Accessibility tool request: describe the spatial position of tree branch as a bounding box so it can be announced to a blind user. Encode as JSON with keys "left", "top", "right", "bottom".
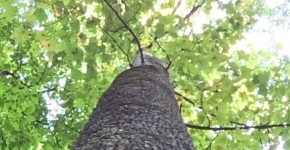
{"left": 184, "top": 0, "right": 205, "bottom": 20}
{"left": 36, "top": 62, "right": 49, "bottom": 85}
{"left": 103, "top": 0, "right": 145, "bottom": 65}
{"left": 42, "top": 0, "right": 84, "bottom": 26}
{"left": 152, "top": 36, "right": 172, "bottom": 71}
{"left": 205, "top": 132, "right": 220, "bottom": 150}
{"left": 199, "top": 89, "right": 211, "bottom": 126}
{"left": 38, "top": 87, "right": 57, "bottom": 93}
{"left": 186, "top": 123, "right": 290, "bottom": 131}
{"left": 1, "top": 63, "right": 31, "bottom": 88}
{"left": 174, "top": 91, "right": 195, "bottom": 106}
{"left": 104, "top": 4, "right": 142, "bottom": 33}
{"left": 172, "top": 0, "right": 182, "bottom": 14}
{"left": 101, "top": 28, "right": 131, "bottom": 66}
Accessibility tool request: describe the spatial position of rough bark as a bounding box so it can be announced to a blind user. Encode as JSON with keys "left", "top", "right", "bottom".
{"left": 72, "top": 56, "right": 195, "bottom": 150}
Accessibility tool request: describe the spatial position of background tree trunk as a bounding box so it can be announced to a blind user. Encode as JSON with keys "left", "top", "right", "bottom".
{"left": 72, "top": 58, "right": 195, "bottom": 150}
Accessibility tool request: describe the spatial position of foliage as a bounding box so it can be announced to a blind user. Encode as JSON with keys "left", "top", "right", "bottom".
{"left": 0, "top": 0, "right": 289, "bottom": 149}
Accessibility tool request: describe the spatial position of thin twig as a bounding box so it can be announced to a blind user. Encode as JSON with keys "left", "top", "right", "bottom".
{"left": 179, "top": 102, "right": 183, "bottom": 115}
{"left": 38, "top": 87, "right": 57, "bottom": 93}
{"left": 1, "top": 63, "right": 31, "bottom": 88}
{"left": 175, "top": 91, "right": 195, "bottom": 106}
{"left": 36, "top": 62, "right": 48, "bottom": 85}
{"left": 152, "top": 36, "right": 172, "bottom": 70}
{"left": 230, "top": 121, "right": 248, "bottom": 127}
{"left": 205, "top": 132, "right": 220, "bottom": 150}
{"left": 102, "top": 28, "right": 131, "bottom": 66}
{"left": 200, "top": 89, "right": 211, "bottom": 126}
{"left": 42, "top": 0, "right": 84, "bottom": 26}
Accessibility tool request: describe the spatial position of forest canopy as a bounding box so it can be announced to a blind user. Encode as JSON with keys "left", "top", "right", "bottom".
{"left": 1, "top": 0, "right": 290, "bottom": 149}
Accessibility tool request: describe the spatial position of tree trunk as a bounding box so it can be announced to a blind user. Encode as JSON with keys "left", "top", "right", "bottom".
{"left": 72, "top": 56, "right": 195, "bottom": 150}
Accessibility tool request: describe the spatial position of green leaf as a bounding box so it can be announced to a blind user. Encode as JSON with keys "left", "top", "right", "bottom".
{"left": 197, "top": 113, "right": 205, "bottom": 124}
{"left": 25, "top": 103, "right": 36, "bottom": 115}
{"left": 2, "top": 4, "right": 18, "bottom": 21}
{"left": 63, "top": 0, "right": 70, "bottom": 5}
{"left": 35, "top": 8, "right": 48, "bottom": 22}
{"left": 36, "top": 1, "right": 51, "bottom": 9}
{"left": 74, "top": 98, "right": 85, "bottom": 108}
{"left": 72, "top": 69, "right": 83, "bottom": 80}
{"left": 30, "top": 42, "right": 41, "bottom": 57}
{"left": 155, "top": 23, "right": 165, "bottom": 37}
{"left": 46, "top": 51, "right": 54, "bottom": 61}
{"left": 23, "top": 8, "right": 38, "bottom": 24}
{"left": 26, "top": 115, "right": 36, "bottom": 122}
{"left": 35, "top": 31, "right": 47, "bottom": 41}
{"left": 10, "top": 26, "right": 29, "bottom": 44}
{"left": 11, "top": 122, "right": 20, "bottom": 131}
{"left": 42, "top": 143, "right": 54, "bottom": 150}
{"left": 30, "top": 97, "right": 39, "bottom": 105}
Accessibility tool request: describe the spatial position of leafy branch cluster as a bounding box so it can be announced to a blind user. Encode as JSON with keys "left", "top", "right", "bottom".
{"left": 101, "top": 0, "right": 290, "bottom": 134}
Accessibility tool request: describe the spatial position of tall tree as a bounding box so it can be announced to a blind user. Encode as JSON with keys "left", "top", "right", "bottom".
{"left": 2, "top": 0, "right": 290, "bottom": 149}
{"left": 72, "top": 52, "right": 195, "bottom": 149}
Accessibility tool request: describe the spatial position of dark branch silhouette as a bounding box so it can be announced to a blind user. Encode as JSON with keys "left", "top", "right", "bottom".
{"left": 36, "top": 62, "right": 48, "bottom": 85}
{"left": 101, "top": 27, "right": 132, "bottom": 66}
{"left": 172, "top": 0, "right": 182, "bottom": 14}
{"left": 104, "top": 4, "right": 142, "bottom": 33}
{"left": 186, "top": 122, "right": 290, "bottom": 131}
{"left": 152, "top": 36, "right": 172, "bottom": 70}
{"left": 1, "top": 63, "right": 31, "bottom": 88}
{"left": 38, "top": 87, "right": 57, "bottom": 93}
{"left": 205, "top": 132, "right": 220, "bottom": 149}
{"left": 184, "top": 0, "right": 205, "bottom": 20}
{"left": 103, "top": 0, "right": 145, "bottom": 65}
{"left": 175, "top": 91, "right": 195, "bottom": 106}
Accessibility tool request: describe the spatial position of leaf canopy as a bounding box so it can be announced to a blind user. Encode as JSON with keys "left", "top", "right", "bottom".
{"left": 0, "top": 0, "right": 289, "bottom": 149}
